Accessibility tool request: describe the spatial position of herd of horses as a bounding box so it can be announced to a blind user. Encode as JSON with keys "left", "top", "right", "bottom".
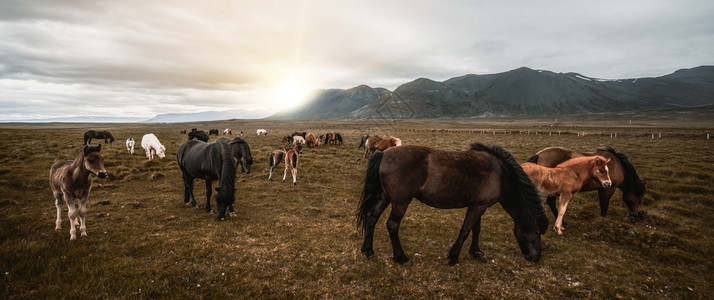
{"left": 51, "top": 128, "right": 646, "bottom": 266}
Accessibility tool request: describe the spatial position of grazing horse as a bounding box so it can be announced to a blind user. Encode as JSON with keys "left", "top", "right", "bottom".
{"left": 177, "top": 138, "right": 238, "bottom": 220}
{"left": 268, "top": 145, "right": 303, "bottom": 182}
{"left": 522, "top": 156, "right": 612, "bottom": 235}
{"left": 283, "top": 145, "right": 302, "bottom": 185}
{"left": 227, "top": 137, "right": 253, "bottom": 174}
{"left": 357, "top": 143, "right": 548, "bottom": 265}
{"left": 291, "top": 131, "right": 306, "bottom": 139}
{"left": 364, "top": 136, "right": 401, "bottom": 158}
{"left": 188, "top": 130, "right": 209, "bottom": 142}
{"left": 526, "top": 146, "right": 646, "bottom": 220}
{"left": 335, "top": 133, "right": 343, "bottom": 146}
{"left": 84, "top": 130, "right": 114, "bottom": 146}
{"left": 322, "top": 132, "right": 343, "bottom": 145}
{"left": 282, "top": 135, "right": 293, "bottom": 144}
{"left": 141, "top": 133, "right": 166, "bottom": 159}
{"left": 292, "top": 136, "right": 305, "bottom": 145}
{"left": 209, "top": 129, "right": 220, "bottom": 136}
{"left": 223, "top": 128, "right": 232, "bottom": 135}
{"left": 358, "top": 135, "right": 373, "bottom": 149}
{"left": 257, "top": 129, "right": 268, "bottom": 135}
{"left": 305, "top": 133, "right": 320, "bottom": 147}
{"left": 126, "top": 138, "right": 135, "bottom": 154}
{"left": 50, "top": 144, "right": 107, "bottom": 240}
{"left": 180, "top": 130, "right": 187, "bottom": 134}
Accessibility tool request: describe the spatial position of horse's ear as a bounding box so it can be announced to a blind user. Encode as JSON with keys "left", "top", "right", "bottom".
{"left": 97, "top": 144, "right": 102, "bottom": 152}
{"left": 595, "top": 157, "right": 601, "bottom": 164}
{"left": 83, "top": 146, "right": 90, "bottom": 155}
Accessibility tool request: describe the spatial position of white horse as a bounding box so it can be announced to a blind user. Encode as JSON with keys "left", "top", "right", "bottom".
{"left": 256, "top": 129, "right": 268, "bottom": 135}
{"left": 126, "top": 138, "right": 135, "bottom": 154}
{"left": 223, "top": 128, "right": 232, "bottom": 135}
{"left": 292, "top": 136, "right": 305, "bottom": 145}
{"left": 141, "top": 133, "right": 166, "bottom": 160}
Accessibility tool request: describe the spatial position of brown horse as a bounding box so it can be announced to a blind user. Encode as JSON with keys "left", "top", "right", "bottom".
{"left": 305, "top": 133, "right": 320, "bottom": 148}
{"left": 50, "top": 144, "right": 107, "bottom": 240}
{"left": 83, "top": 130, "right": 114, "bottom": 146}
{"left": 522, "top": 156, "right": 612, "bottom": 235}
{"left": 526, "top": 146, "right": 646, "bottom": 221}
{"left": 363, "top": 136, "right": 401, "bottom": 158}
{"left": 268, "top": 145, "right": 303, "bottom": 182}
{"left": 357, "top": 143, "right": 548, "bottom": 266}
{"left": 283, "top": 145, "right": 302, "bottom": 185}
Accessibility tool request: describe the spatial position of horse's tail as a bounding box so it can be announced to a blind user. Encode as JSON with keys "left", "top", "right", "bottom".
{"left": 470, "top": 142, "right": 548, "bottom": 233}
{"left": 525, "top": 153, "right": 539, "bottom": 163}
{"left": 217, "top": 139, "right": 237, "bottom": 206}
{"left": 597, "top": 145, "right": 645, "bottom": 196}
{"left": 291, "top": 152, "right": 298, "bottom": 168}
{"left": 269, "top": 153, "right": 275, "bottom": 167}
{"left": 357, "top": 151, "right": 385, "bottom": 233}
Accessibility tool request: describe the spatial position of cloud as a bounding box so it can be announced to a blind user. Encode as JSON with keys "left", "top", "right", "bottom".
{"left": 0, "top": 0, "right": 713, "bottom": 120}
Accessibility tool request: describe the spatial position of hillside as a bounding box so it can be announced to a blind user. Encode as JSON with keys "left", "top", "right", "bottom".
{"left": 277, "top": 66, "right": 714, "bottom": 119}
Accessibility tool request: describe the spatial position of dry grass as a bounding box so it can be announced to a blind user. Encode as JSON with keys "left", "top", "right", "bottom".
{"left": 0, "top": 119, "right": 712, "bottom": 298}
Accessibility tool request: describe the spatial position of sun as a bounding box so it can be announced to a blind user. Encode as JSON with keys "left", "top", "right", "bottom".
{"left": 271, "top": 80, "right": 311, "bottom": 109}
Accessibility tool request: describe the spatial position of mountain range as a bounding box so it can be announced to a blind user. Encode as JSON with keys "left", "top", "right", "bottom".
{"left": 273, "top": 66, "right": 714, "bottom": 119}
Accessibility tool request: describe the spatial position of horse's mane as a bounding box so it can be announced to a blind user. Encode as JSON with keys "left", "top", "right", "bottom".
{"left": 597, "top": 145, "right": 645, "bottom": 196}
{"left": 555, "top": 155, "right": 600, "bottom": 168}
{"left": 470, "top": 142, "right": 548, "bottom": 232}
{"left": 216, "top": 139, "right": 236, "bottom": 206}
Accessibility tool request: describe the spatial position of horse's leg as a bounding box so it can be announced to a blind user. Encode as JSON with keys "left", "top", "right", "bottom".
{"left": 598, "top": 187, "right": 616, "bottom": 217}
{"left": 78, "top": 196, "right": 88, "bottom": 237}
{"left": 64, "top": 194, "right": 78, "bottom": 240}
{"left": 269, "top": 163, "right": 276, "bottom": 181}
{"left": 469, "top": 213, "right": 487, "bottom": 261}
{"left": 386, "top": 197, "right": 413, "bottom": 265}
{"left": 546, "top": 195, "right": 567, "bottom": 227}
{"left": 54, "top": 192, "right": 64, "bottom": 230}
{"left": 282, "top": 162, "right": 288, "bottom": 183}
{"left": 187, "top": 178, "right": 198, "bottom": 207}
{"left": 554, "top": 193, "right": 573, "bottom": 235}
{"left": 291, "top": 166, "right": 297, "bottom": 185}
{"left": 448, "top": 206, "right": 486, "bottom": 265}
{"left": 361, "top": 197, "right": 390, "bottom": 258}
{"left": 205, "top": 179, "right": 213, "bottom": 213}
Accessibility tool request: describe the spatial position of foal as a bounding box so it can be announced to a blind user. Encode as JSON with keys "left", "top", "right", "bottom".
{"left": 50, "top": 144, "right": 107, "bottom": 240}
{"left": 522, "top": 156, "right": 612, "bottom": 235}
{"left": 126, "top": 138, "right": 135, "bottom": 154}
{"left": 283, "top": 145, "right": 303, "bottom": 185}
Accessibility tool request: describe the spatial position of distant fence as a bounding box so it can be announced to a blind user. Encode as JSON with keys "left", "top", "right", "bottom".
{"left": 391, "top": 128, "right": 711, "bottom": 139}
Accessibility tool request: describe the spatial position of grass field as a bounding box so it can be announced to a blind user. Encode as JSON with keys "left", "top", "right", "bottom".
{"left": 0, "top": 118, "right": 712, "bottom": 298}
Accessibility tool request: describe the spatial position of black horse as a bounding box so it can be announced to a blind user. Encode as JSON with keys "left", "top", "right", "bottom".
{"left": 177, "top": 137, "right": 237, "bottom": 220}
{"left": 188, "top": 130, "right": 209, "bottom": 142}
{"left": 209, "top": 129, "right": 219, "bottom": 136}
{"left": 357, "top": 142, "right": 548, "bottom": 266}
{"left": 526, "top": 146, "right": 646, "bottom": 222}
{"left": 227, "top": 137, "right": 253, "bottom": 174}
{"left": 84, "top": 130, "right": 115, "bottom": 146}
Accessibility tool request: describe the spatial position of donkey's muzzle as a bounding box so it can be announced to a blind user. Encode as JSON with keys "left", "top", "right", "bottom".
{"left": 98, "top": 172, "right": 107, "bottom": 179}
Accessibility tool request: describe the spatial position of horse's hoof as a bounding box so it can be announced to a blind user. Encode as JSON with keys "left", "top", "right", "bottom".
{"left": 471, "top": 251, "right": 487, "bottom": 262}
{"left": 362, "top": 249, "right": 375, "bottom": 258}
{"left": 394, "top": 256, "right": 412, "bottom": 266}
{"left": 293, "top": 182, "right": 296, "bottom": 186}
{"left": 219, "top": 217, "right": 225, "bottom": 221}
{"left": 229, "top": 212, "right": 237, "bottom": 217}
{"left": 70, "top": 235, "right": 77, "bottom": 241}
{"left": 448, "top": 259, "right": 460, "bottom": 266}
{"left": 402, "top": 260, "right": 413, "bottom": 267}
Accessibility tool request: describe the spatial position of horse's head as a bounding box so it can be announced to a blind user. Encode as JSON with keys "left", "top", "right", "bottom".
{"left": 593, "top": 156, "right": 612, "bottom": 189}
{"left": 513, "top": 213, "right": 547, "bottom": 262}
{"left": 230, "top": 138, "right": 253, "bottom": 174}
{"left": 295, "top": 144, "right": 303, "bottom": 154}
{"left": 156, "top": 146, "right": 166, "bottom": 159}
{"left": 83, "top": 144, "right": 107, "bottom": 179}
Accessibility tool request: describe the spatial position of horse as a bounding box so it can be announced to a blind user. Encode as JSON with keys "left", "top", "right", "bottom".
{"left": 84, "top": 130, "right": 114, "bottom": 146}
{"left": 180, "top": 130, "right": 187, "bottom": 134}
{"left": 526, "top": 146, "right": 646, "bottom": 221}
{"left": 281, "top": 135, "right": 293, "bottom": 144}
{"left": 223, "top": 128, "right": 232, "bottom": 135}
{"left": 188, "top": 130, "right": 209, "bottom": 142}
{"left": 364, "top": 136, "right": 401, "bottom": 158}
{"left": 126, "top": 138, "right": 135, "bottom": 154}
{"left": 322, "top": 132, "right": 343, "bottom": 145}
{"left": 291, "top": 131, "right": 306, "bottom": 138}
{"left": 50, "top": 144, "right": 107, "bottom": 240}
{"left": 322, "top": 133, "right": 335, "bottom": 145}
{"left": 335, "top": 133, "right": 343, "bottom": 146}
{"left": 227, "top": 137, "right": 253, "bottom": 174}
{"left": 257, "top": 129, "right": 268, "bottom": 135}
{"left": 522, "top": 156, "right": 612, "bottom": 235}
{"left": 292, "top": 136, "right": 305, "bottom": 145}
{"left": 177, "top": 137, "right": 238, "bottom": 220}
{"left": 358, "top": 135, "right": 373, "bottom": 149}
{"left": 141, "top": 133, "right": 166, "bottom": 160}
{"left": 209, "top": 129, "right": 220, "bottom": 136}
{"left": 268, "top": 144, "right": 303, "bottom": 182}
{"left": 283, "top": 145, "right": 302, "bottom": 185}
{"left": 305, "top": 133, "right": 320, "bottom": 147}
{"left": 357, "top": 142, "right": 548, "bottom": 266}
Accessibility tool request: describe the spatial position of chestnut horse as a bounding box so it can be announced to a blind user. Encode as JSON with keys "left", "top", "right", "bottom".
{"left": 268, "top": 145, "right": 303, "bottom": 182}
{"left": 526, "top": 146, "right": 646, "bottom": 221}
{"left": 357, "top": 142, "right": 548, "bottom": 266}
{"left": 50, "top": 144, "right": 107, "bottom": 240}
{"left": 363, "top": 136, "right": 401, "bottom": 158}
{"left": 283, "top": 145, "right": 302, "bottom": 185}
{"left": 522, "top": 156, "right": 612, "bottom": 235}
{"left": 305, "top": 133, "right": 320, "bottom": 147}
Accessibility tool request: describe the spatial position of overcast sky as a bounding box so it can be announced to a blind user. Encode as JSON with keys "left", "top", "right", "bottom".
{"left": 1, "top": 0, "right": 712, "bottom": 120}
